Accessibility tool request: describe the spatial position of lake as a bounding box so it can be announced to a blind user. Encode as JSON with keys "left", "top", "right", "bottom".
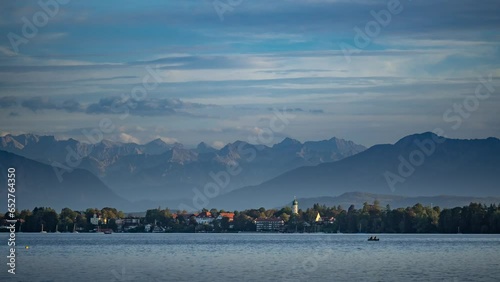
{"left": 0, "top": 233, "right": 499, "bottom": 281}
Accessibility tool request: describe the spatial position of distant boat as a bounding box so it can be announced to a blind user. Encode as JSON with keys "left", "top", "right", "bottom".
{"left": 368, "top": 237, "right": 379, "bottom": 241}
{"left": 104, "top": 230, "right": 112, "bottom": 234}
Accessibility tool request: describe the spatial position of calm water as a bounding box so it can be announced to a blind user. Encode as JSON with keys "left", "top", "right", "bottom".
{"left": 0, "top": 233, "right": 499, "bottom": 282}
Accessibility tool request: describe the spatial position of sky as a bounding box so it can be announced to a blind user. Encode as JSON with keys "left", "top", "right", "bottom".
{"left": 0, "top": 0, "right": 499, "bottom": 148}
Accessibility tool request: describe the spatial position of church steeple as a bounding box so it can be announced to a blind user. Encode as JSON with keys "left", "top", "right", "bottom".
{"left": 292, "top": 196, "right": 298, "bottom": 214}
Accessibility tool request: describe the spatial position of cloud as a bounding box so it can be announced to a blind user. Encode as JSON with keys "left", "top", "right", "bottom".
{"left": 20, "top": 97, "right": 84, "bottom": 113}
{"left": 86, "top": 96, "right": 208, "bottom": 116}
{"left": 1, "top": 95, "right": 211, "bottom": 117}
{"left": 211, "top": 141, "right": 225, "bottom": 149}
{"left": 0, "top": 46, "right": 16, "bottom": 57}
{"left": 267, "top": 107, "right": 324, "bottom": 114}
{"left": 0, "top": 96, "right": 18, "bottom": 108}
{"left": 20, "top": 98, "right": 57, "bottom": 112}
{"left": 309, "top": 109, "right": 324, "bottom": 114}
{"left": 118, "top": 133, "right": 140, "bottom": 144}
{"left": 0, "top": 0, "right": 499, "bottom": 147}
{"left": 155, "top": 136, "right": 179, "bottom": 144}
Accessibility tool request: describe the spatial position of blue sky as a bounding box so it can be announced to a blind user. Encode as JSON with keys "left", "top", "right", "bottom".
{"left": 0, "top": 0, "right": 499, "bottom": 148}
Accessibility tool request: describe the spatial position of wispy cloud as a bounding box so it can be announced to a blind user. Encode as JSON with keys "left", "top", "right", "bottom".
{"left": 20, "top": 97, "right": 84, "bottom": 113}
{"left": 86, "top": 96, "right": 210, "bottom": 116}
{"left": 0, "top": 0, "right": 498, "bottom": 146}
{"left": 0, "top": 96, "right": 18, "bottom": 108}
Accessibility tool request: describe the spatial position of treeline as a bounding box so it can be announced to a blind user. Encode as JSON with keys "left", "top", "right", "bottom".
{"left": 215, "top": 201, "right": 500, "bottom": 233}
{"left": 2, "top": 201, "right": 500, "bottom": 233}
{"left": 1, "top": 207, "right": 124, "bottom": 233}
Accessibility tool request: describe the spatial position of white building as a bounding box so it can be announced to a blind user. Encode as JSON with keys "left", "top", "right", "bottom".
{"left": 255, "top": 218, "right": 285, "bottom": 232}
{"left": 195, "top": 212, "right": 215, "bottom": 224}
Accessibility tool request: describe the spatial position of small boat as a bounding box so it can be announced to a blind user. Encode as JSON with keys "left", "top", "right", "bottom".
{"left": 104, "top": 230, "right": 113, "bottom": 234}
{"left": 368, "top": 237, "right": 379, "bottom": 241}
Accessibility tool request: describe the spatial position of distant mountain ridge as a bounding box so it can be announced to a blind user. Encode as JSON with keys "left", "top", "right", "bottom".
{"left": 0, "top": 133, "right": 366, "bottom": 202}
{"left": 289, "top": 192, "right": 500, "bottom": 210}
{"left": 4, "top": 132, "right": 498, "bottom": 212}
{"left": 210, "top": 132, "right": 500, "bottom": 210}
{"left": 0, "top": 150, "right": 130, "bottom": 211}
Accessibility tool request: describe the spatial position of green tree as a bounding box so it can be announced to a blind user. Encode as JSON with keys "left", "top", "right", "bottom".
{"left": 59, "top": 207, "right": 77, "bottom": 232}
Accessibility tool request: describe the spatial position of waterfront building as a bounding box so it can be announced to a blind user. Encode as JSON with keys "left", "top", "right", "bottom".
{"left": 216, "top": 212, "right": 235, "bottom": 221}
{"left": 195, "top": 211, "right": 215, "bottom": 224}
{"left": 255, "top": 218, "right": 285, "bottom": 232}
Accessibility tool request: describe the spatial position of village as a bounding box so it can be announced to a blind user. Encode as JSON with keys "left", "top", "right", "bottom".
{"left": 1, "top": 198, "right": 338, "bottom": 234}
{"left": 93, "top": 198, "right": 336, "bottom": 233}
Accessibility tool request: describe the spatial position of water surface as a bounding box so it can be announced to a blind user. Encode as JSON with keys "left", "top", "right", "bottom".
{"left": 0, "top": 233, "right": 498, "bottom": 281}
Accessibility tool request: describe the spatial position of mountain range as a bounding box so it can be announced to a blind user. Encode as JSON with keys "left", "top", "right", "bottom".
{"left": 1, "top": 132, "right": 499, "bottom": 211}
{"left": 289, "top": 192, "right": 500, "bottom": 210}
{"left": 210, "top": 132, "right": 500, "bottom": 210}
{"left": 0, "top": 133, "right": 366, "bottom": 207}
{"left": 0, "top": 150, "right": 130, "bottom": 211}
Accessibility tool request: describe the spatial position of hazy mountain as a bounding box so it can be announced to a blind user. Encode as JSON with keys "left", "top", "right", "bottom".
{"left": 0, "top": 134, "right": 177, "bottom": 165}
{"left": 287, "top": 192, "right": 500, "bottom": 210}
{"left": 0, "top": 150, "right": 130, "bottom": 211}
{"left": 211, "top": 133, "right": 500, "bottom": 210}
{"left": 0, "top": 134, "right": 366, "bottom": 202}
{"left": 2, "top": 132, "right": 499, "bottom": 212}
{"left": 143, "top": 138, "right": 181, "bottom": 155}
{"left": 195, "top": 142, "right": 217, "bottom": 154}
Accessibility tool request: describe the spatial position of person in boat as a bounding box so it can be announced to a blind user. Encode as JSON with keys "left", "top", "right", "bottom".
{"left": 369, "top": 236, "right": 374, "bottom": 240}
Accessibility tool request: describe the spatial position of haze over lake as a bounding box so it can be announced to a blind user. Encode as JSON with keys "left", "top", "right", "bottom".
{"left": 1, "top": 233, "right": 499, "bottom": 282}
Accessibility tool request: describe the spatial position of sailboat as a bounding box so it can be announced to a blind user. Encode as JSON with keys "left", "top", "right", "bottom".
{"left": 40, "top": 224, "right": 47, "bottom": 233}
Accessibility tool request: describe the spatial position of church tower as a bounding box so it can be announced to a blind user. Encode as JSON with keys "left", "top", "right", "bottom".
{"left": 292, "top": 197, "right": 298, "bottom": 214}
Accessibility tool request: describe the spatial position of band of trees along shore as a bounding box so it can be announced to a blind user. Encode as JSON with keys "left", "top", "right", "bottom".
{"left": 2, "top": 201, "right": 500, "bottom": 233}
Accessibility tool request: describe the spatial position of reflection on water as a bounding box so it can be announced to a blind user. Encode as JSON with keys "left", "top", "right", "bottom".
{"left": 0, "top": 233, "right": 499, "bottom": 282}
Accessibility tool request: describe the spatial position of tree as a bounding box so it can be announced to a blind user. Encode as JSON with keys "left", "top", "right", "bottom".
{"left": 280, "top": 213, "right": 290, "bottom": 223}
{"left": 59, "top": 207, "right": 77, "bottom": 232}
{"left": 209, "top": 208, "right": 219, "bottom": 217}
{"left": 189, "top": 215, "right": 197, "bottom": 226}
{"left": 221, "top": 217, "right": 230, "bottom": 231}
{"left": 233, "top": 214, "right": 254, "bottom": 231}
